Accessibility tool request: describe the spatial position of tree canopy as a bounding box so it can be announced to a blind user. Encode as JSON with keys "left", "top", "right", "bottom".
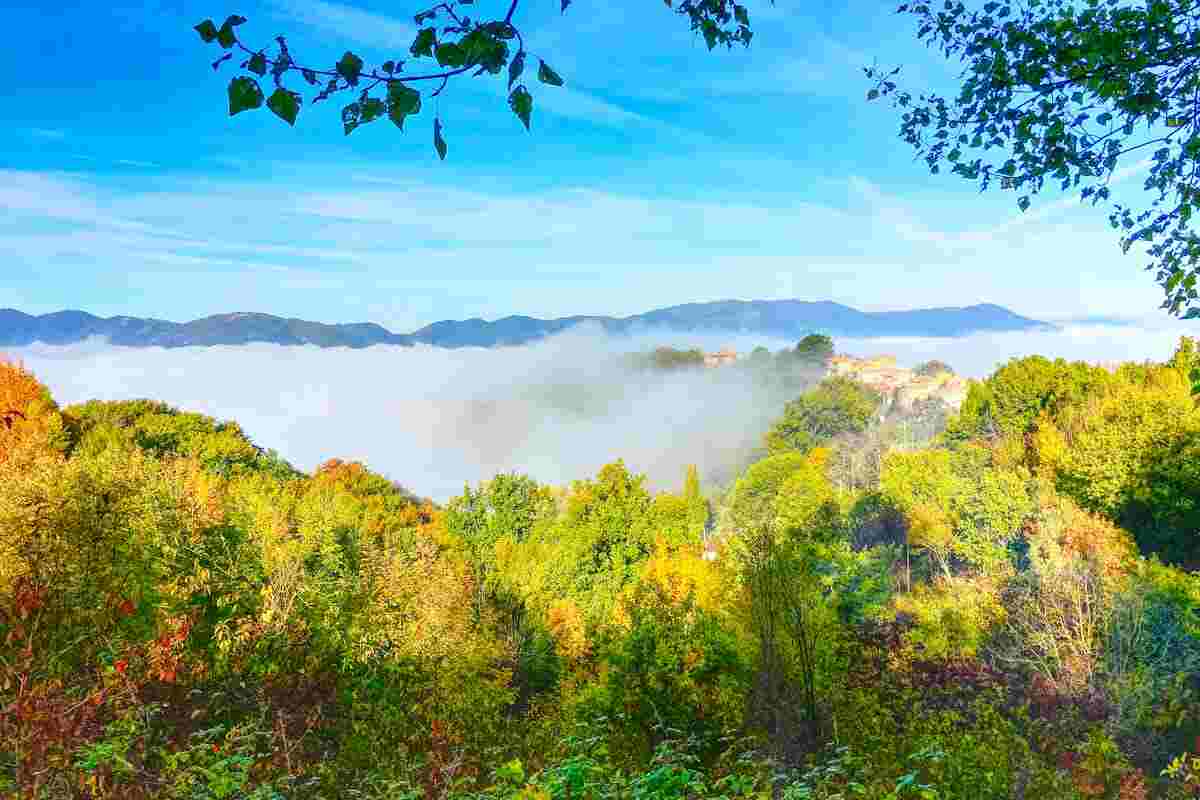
{"left": 4, "top": 340, "right": 1200, "bottom": 796}
{"left": 793, "top": 334, "right": 835, "bottom": 364}
{"left": 764, "top": 376, "right": 883, "bottom": 455}
{"left": 867, "top": 0, "right": 1200, "bottom": 316}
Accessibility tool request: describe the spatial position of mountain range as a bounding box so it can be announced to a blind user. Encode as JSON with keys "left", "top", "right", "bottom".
{"left": 0, "top": 301, "right": 1052, "bottom": 349}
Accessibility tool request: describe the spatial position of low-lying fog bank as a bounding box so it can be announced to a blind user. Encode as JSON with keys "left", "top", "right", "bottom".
{"left": 8, "top": 321, "right": 1195, "bottom": 500}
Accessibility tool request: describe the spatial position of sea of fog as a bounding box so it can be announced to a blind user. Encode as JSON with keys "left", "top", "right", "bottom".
{"left": 9, "top": 321, "right": 1196, "bottom": 501}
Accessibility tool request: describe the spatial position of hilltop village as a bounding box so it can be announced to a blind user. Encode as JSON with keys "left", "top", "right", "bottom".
{"left": 827, "top": 354, "right": 969, "bottom": 410}
{"left": 698, "top": 347, "right": 970, "bottom": 411}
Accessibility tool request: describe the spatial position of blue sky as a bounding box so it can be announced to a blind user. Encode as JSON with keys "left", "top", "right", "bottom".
{"left": 0, "top": 0, "right": 1187, "bottom": 330}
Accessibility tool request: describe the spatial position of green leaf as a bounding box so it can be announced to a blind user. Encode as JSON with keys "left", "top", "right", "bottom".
{"left": 411, "top": 28, "right": 436, "bottom": 58}
{"left": 301, "top": 68, "right": 318, "bottom": 85}
{"left": 1018, "top": 195, "right": 1030, "bottom": 212}
{"left": 266, "top": 88, "right": 300, "bottom": 125}
{"left": 537, "top": 60, "right": 563, "bottom": 87}
{"left": 361, "top": 97, "right": 386, "bottom": 123}
{"left": 342, "top": 102, "right": 361, "bottom": 135}
{"left": 508, "top": 50, "right": 525, "bottom": 90}
{"left": 227, "top": 76, "right": 263, "bottom": 116}
{"left": 867, "top": 88, "right": 880, "bottom": 101}
{"left": 496, "top": 760, "right": 525, "bottom": 784}
{"left": 434, "top": 117, "right": 448, "bottom": 160}
{"left": 247, "top": 52, "right": 267, "bottom": 76}
{"left": 734, "top": 4, "right": 749, "bottom": 25}
{"left": 435, "top": 42, "right": 466, "bottom": 68}
{"left": 194, "top": 19, "right": 219, "bottom": 43}
{"left": 215, "top": 15, "right": 245, "bottom": 49}
{"left": 561, "top": 0, "right": 571, "bottom": 12}
{"left": 387, "top": 84, "right": 421, "bottom": 129}
{"left": 336, "top": 52, "right": 364, "bottom": 86}
{"left": 461, "top": 30, "right": 507, "bottom": 73}
{"left": 509, "top": 85, "right": 533, "bottom": 130}
{"left": 484, "top": 21, "right": 516, "bottom": 39}
{"left": 382, "top": 60, "right": 396, "bottom": 74}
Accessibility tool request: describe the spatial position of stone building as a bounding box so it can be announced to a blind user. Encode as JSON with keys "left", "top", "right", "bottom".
{"left": 828, "top": 354, "right": 967, "bottom": 412}
{"left": 704, "top": 347, "right": 738, "bottom": 368}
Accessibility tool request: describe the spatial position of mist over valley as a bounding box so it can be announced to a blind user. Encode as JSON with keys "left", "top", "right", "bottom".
{"left": 10, "top": 318, "right": 1193, "bottom": 500}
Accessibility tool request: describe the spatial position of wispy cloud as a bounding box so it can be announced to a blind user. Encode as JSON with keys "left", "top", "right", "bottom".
{"left": 266, "top": 0, "right": 414, "bottom": 50}
{"left": 0, "top": 167, "right": 1178, "bottom": 324}
{"left": 537, "top": 86, "right": 662, "bottom": 129}
{"left": 29, "top": 128, "right": 66, "bottom": 141}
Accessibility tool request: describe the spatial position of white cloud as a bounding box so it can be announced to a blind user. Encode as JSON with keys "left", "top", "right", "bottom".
{"left": 0, "top": 167, "right": 1181, "bottom": 324}
{"left": 30, "top": 128, "right": 67, "bottom": 140}
{"left": 266, "top": 0, "right": 414, "bottom": 49}
{"left": 537, "top": 86, "right": 661, "bottom": 129}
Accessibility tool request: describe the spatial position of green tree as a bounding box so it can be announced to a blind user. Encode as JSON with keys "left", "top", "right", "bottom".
{"left": 67, "top": 399, "right": 296, "bottom": 479}
{"left": 880, "top": 445, "right": 1032, "bottom": 576}
{"left": 773, "top": 448, "right": 846, "bottom": 543}
{"left": 683, "top": 464, "right": 710, "bottom": 539}
{"left": 444, "top": 472, "right": 555, "bottom": 616}
{"left": 560, "top": 460, "right": 657, "bottom": 594}
{"left": 600, "top": 584, "right": 747, "bottom": 760}
{"left": 731, "top": 448, "right": 847, "bottom": 758}
{"left": 944, "top": 356, "right": 1108, "bottom": 440}
{"left": 193, "top": 0, "right": 755, "bottom": 158}
{"left": 793, "top": 334, "right": 835, "bottom": 365}
{"left": 726, "top": 451, "right": 810, "bottom": 536}
{"left": 646, "top": 346, "right": 706, "bottom": 371}
{"left": 764, "top": 377, "right": 882, "bottom": 454}
{"left": 1169, "top": 335, "right": 1200, "bottom": 396}
{"left": 1053, "top": 366, "right": 1200, "bottom": 566}
{"left": 868, "top": 0, "right": 1200, "bottom": 315}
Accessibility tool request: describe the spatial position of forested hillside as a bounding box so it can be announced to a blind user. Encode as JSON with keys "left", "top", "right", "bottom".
{"left": 1, "top": 341, "right": 1198, "bottom": 799}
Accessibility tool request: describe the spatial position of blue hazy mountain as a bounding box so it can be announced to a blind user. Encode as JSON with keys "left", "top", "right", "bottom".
{"left": 0, "top": 300, "right": 1051, "bottom": 349}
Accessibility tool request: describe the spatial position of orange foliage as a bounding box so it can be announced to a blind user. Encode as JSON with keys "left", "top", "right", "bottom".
{"left": 546, "top": 597, "right": 589, "bottom": 662}
{"left": 0, "top": 357, "right": 65, "bottom": 466}
{"left": 313, "top": 458, "right": 435, "bottom": 532}
{"left": 312, "top": 458, "right": 370, "bottom": 486}
{"left": 174, "top": 458, "right": 229, "bottom": 533}
{"left": 637, "top": 539, "right": 730, "bottom": 614}
{"left": 1031, "top": 490, "right": 1138, "bottom": 579}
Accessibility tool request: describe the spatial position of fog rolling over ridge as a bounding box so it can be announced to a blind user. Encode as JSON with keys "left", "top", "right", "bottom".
{"left": 9, "top": 321, "right": 1196, "bottom": 501}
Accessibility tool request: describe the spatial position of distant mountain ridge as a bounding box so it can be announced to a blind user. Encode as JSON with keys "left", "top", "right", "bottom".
{"left": 0, "top": 301, "right": 1053, "bottom": 349}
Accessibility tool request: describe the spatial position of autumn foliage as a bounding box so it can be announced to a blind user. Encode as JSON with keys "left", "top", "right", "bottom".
{"left": 0, "top": 340, "right": 1198, "bottom": 799}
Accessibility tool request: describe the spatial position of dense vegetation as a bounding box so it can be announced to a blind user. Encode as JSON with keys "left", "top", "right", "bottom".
{"left": 1, "top": 340, "right": 1199, "bottom": 799}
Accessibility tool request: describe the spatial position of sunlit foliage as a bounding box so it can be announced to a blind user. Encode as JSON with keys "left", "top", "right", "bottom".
{"left": 1, "top": 344, "right": 1198, "bottom": 798}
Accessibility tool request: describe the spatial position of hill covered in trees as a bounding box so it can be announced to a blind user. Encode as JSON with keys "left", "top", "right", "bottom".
{"left": 0, "top": 339, "right": 1198, "bottom": 799}
{"left": 0, "top": 301, "right": 1049, "bottom": 349}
